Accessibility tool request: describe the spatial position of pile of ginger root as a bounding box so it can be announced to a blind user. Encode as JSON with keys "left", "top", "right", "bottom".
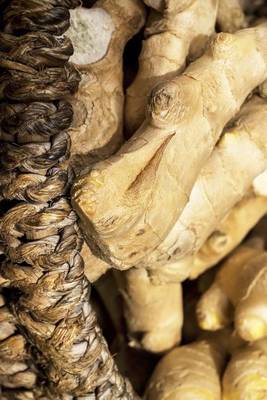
{"left": 66, "top": 0, "right": 267, "bottom": 398}
{"left": 4, "top": 0, "right": 267, "bottom": 398}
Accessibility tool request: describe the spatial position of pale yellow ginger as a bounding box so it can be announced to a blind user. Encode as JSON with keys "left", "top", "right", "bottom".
{"left": 125, "top": 0, "right": 218, "bottom": 134}
{"left": 96, "top": 94, "right": 267, "bottom": 354}
{"left": 223, "top": 338, "right": 267, "bottom": 400}
{"left": 145, "top": 335, "right": 225, "bottom": 400}
{"left": 72, "top": 24, "right": 267, "bottom": 271}
{"left": 179, "top": 193, "right": 267, "bottom": 281}
{"left": 144, "top": 95, "right": 267, "bottom": 268}
{"left": 196, "top": 240, "right": 267, "bottom": 342}
{"left": 65, "top": 1, "right": 145, "bottom": 282}
{"left": 114, "top": 268, "right": 183, "bottom": 353}
{"left": 65, "top": 0, "right": 146, "bottom": 173}
{"left": 138, "top": 193, "right": 267, "bottom": 286}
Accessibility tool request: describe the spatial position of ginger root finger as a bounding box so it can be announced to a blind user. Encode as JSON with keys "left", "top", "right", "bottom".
{"left": 115, "top": 268, "right": 183, "bottom": 353}
{"left": 147, "top": 95, "right": 267, "bottom": 267}
{"left": 125, "top": 0, "right": 217, "bottom": 134}
{"left": 223, "top": 338, "right": 267, "bottom": 400}
{"left": 197, "top": 282, "right": 233, "bottom": 331}
{"left": 72, "top": 24, "right": 267, "bottom": 271}
{"left": 196, "top": 243, "right": 263, "bottom": 331}
{"left": 66, "top": 0, "right": 146, "bottom": 173}
{"left": 196, "top": 241, "right": 267, "bottom": 342}
{"left": 187, "top": 193, "right": 267, "bottom": 280}
{"left": 154, "top": 179, "right": 267, "bottom": 284}
{"left": 66, "top": 1, "right": 145, "bottom": 282}
{"left": 145, "top": 336, "right": 225, "bottom": 400}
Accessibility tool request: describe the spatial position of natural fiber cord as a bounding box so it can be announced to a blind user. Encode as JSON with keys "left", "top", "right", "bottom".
{"left": 0, "top": 0, "right": 137, "bottom": 398}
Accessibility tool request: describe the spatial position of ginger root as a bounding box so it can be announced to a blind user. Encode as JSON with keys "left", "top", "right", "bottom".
{"left": 183, "top": 193, "right": 267, "bottom": 280}
{"left": 115, "top": 268, "right": 183, "bottom": 353}
{"left": 66, "top": 0, "right": 146, "bottom": 173}
{"left": 125, "top": 0, "right": 217, "bottom": 134}
{"left": 66, "top": 1, "right": 145, "bottom": 282}
{"left": 223, "top": 338, "right": 267, "bottom": 399}
{"left": 145, "top": 95, "right": 267, "bottom": 267}
{"left": 72, "top": 24, "right": 267, "bottom": 271}
{"left": 196, "top": 239, "right": 267, "bottom": 342}
{"left": 145, "top": 334, "right": 225, "bottom": 400}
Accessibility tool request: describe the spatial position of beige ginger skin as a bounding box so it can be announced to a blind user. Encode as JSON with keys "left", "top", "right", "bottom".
{"left": 223, "top": 338, "right": 267, "bottom": 400}
{"left": 143, "top": 193, "right": 267, "bottom": 284}
{"left": 115, "top": 268, "right": 183, "bottom": 353}
{"left": 125, "top": 0, "right": 218, "bottom": 134}
{"left": 116, "top": 99, "right": 267, "bottom": 351}
{"left": 66, "top": 0, "right": 146, "bottom": 173}
{"left": 142, "top": 95, "right": 267, "bottom": 268}
{"left": 72, "top": 24, "right": 267, "bottom": 271}
{"left": 187, "top": 193, "right": 267, "bottom": 279}
{"left": 65, "top": 1, "right": 145, "bottom": 283}
{"left": 117, "top": 195, "right": 267, "bottom": 353}
{"left": 196, "top": 240, "right": 267, "bottom": 342}
{"left": 145, "top": 336, "right": 225, "bottom": 400}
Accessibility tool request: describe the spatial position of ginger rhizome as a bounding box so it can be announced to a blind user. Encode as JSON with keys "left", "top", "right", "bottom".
{"left": 223, "top": 338, "right": 267, "bottom": 399}
{"left": 147, "top": 193, "right": 267, "bottom": 283}
{"left": 196, "top": 238, "right": 267, "bottom": 342}
{"left": 65, "top": 0, "right": 145, "bottom": 286}
{"left": 187, "top": 193, "right": 267, "bottom": 279}
{"left": 100, "top": 94, "right": 267, "bottom": 352}
{"left": 72, "top": 24, "right": 267, "bottom": 271}
{"left": 66, "top": 0, "right": 146, "bottom": 173}
{"left": 134, "top": 94, "right": 267, "bottom": 269}
{"left": 125, "top": 0, "right": 218, "bottom": 134}
{"left": 115, "top": 268, "right": 183, "bottom": 353}
{"left": 145, "top": 335, "right": 225, "bottom": 400}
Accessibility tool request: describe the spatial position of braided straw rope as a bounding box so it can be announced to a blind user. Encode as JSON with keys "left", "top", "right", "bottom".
{"left": 0, "top": 290, "right": 48, "bottom": 400}
{"left": 0, "top": 1, "right": 137, "bottom": 398}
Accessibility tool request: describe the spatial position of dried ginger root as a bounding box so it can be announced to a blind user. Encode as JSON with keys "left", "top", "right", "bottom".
{"left": 125, "top": 0, "right": 218, "bottom": 134}
{"left": 143, "top": 95, "right": 267, "bottom": 268}
{"left": 223, "top": 338, "right": 267, "bottom": 400}
{"left": 110, "top": 0, "right": 216, "bottom": 353}
{"left": 196, "top": 237, "right": 267, "bottom": 342}
{"left": 72, "top": 23, "right": 267, "bottom": 271}
{"left": 115, "top": 268, "right": 183, "bottom": 353}
{"left": 65, "top": 1, "right": 146, "bottom": 283}
{"left": 112, "top": 94, "right": 267, "bottom": 352}
{"left": 72, "top": 23, "right": 267, "bottom": 355}
{"left": 173, "top": 192, "right": 267, "bottom": 282}
{"left": 145, "top": 332, "right": 227, "bottom": 400}
{"left": 66, "top": 0, "right": 146, "bottom": 173}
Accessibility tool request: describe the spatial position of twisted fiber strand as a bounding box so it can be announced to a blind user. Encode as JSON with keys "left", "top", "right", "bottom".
{"left": 0, "top": 1, "right": 136, "bottom": 398}
{"left": 0, "top": 291, "right": 54, "bottom": 400}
